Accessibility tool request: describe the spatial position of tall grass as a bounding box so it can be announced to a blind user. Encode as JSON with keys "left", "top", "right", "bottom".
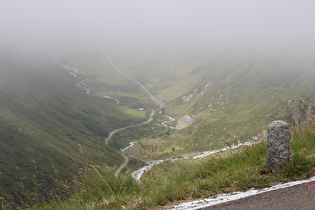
{"left": 136, "top": 121, "right": 314, "bottom": 208}
{"left": 61, "top": 118, "right": 314, "bottom": 209}
{"left": 2, "top": 114, "right": 314, "bottom": 209}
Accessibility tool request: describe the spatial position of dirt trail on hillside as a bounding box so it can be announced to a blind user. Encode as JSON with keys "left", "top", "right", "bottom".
{"left": 104, "top": 110, "right": 155, "bottom": 145}
{"left": 107, "top": 55, "right": 163, "bottom": 109}
{"left": 105, "top": 55, "right": 165, "bottom": 176}
{"left": 115, "top": 151, "right": 129, "bottom": 176}
{"left": 104, "top": 109, "right": 154, "bottom": 176}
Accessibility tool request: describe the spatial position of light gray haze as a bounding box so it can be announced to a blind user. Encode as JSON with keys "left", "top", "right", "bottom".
{"left": 1, "top": 0, "right": 315, "bottom": 55}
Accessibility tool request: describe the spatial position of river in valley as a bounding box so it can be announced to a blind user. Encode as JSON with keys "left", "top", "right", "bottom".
{"left": 123, "top": 138, "right": 264, "bottom": 181}
{"left": 55, "top": 55, "right": 242, "bottom": 182}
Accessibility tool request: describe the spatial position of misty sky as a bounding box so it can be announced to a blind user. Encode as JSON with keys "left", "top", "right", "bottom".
{"left": 1, "top": 0, "right": 315, "bottom": 54}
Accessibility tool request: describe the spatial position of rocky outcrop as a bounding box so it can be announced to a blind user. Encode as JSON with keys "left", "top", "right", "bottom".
{"left": 176, "top": 114, "right": 194, "bottom": 130}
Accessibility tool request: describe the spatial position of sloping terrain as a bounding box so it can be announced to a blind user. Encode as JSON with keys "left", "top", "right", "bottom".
{"left": 61, "top": 49, "right": 315, "bottom": 160}
{"left": 49, "top": 48, "right": 315, "bottom": 162}
{"left": 119, "top": 52, "right": 315, "bottom": 160}
{"left": 0, "top": 51, "right": 146, "bottom": 193}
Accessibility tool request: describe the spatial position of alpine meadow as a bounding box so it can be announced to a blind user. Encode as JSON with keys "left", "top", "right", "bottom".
{"left": 1, "top": 1, "right": 315, "bottom": 209}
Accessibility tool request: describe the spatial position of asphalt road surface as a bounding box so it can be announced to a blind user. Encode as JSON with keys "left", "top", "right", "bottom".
{"left": 202, "top": 181, "right": 315, "bottom": 210}
{"left": 115, "top": 151, "right": 129, "bottom": 177}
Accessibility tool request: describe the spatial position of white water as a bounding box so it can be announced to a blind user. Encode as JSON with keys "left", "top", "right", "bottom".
{"left": 161, "top": 115, "right": 177, "bottom": 129}
{"left": 75, "top": 79, "right": 121, "bottom": 104}
{"left": 53, "top": 54, "right": 261, "bottom": 182}
{"left": 76, "top": 79, "right": 91, "bottom": 94}
{"left": 104, "top": 95, "right": 120, "bottom": 104}
{"left": 54, "top": 54, "right": 267, "bottom": 189}
{"left": 52, "top": 56, "right": 122, "bottom": 103}
{"left": 128, "top": 139, "right": 263, "bottom": 181}
{"left": 122, "top": 141, "right": 135, "bottom": 153}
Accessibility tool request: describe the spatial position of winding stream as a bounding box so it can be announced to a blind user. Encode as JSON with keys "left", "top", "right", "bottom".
{"left": 55, "top": 55, "right": 174, "bottom": 178}
{"left": 76, "top": 79, "right": 91, "bottom": 94}
{"left": 63, "top": 64, "right": 121, "bottom": 103}
{"left": 161, "top": 115, "right": 176, "bottom": 129}
{"left": 56, "top": 54, "right": 248, "bottom": 181}
{"left": 128, "top": 138, "right": 265, "bottom": 181}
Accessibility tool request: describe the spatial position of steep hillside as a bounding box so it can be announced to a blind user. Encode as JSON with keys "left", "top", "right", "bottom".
{"left": 0, "top": 51, "right": 146, "bottom": 193}
{"left": 59, "top": 49, "right": 315, "bottom": 160}
{"left": 120, "top": 52, "right": 315, "bottom": 160}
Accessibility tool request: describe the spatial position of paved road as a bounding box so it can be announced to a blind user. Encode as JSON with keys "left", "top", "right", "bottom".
{"left": 107, "top": 55, "right": 163, "bottom": 109}
{"left": 104, "top": 110, "right": 154, "bottom": 176}
{"left": 104, "top": 110, "right": 155, "bottom": 145}
{"left": 115, "top": 151, "right": 129, "bottom": 177}
{"left": 105, "top": 56, "right": 164, "bottom": 176}
{"left": 202, "top": 181, "right": 315, "bottom": 210}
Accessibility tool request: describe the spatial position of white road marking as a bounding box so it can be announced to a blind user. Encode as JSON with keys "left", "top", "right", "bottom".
{"left": 172, "top": 176, "right": 315, "bottom": 209}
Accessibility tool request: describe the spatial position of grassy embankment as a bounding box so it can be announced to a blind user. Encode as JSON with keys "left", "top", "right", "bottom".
{"left": 2, "top": 49, "right": 315, "bottom": 209}
{"left": 3, "top": 114, "right": 313, "bottom": 209}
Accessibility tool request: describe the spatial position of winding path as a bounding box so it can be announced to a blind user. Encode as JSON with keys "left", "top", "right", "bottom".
{"left": 107, "top": 55, "right": 163, "bottom": 109}
{"left": 104, "top": 110, "right": 155, "bottom": 145}
{"left": 54, "top": 54, "right": 159, "bottom": 177}
{"left": 114, "top": 151, "right": 129, "bottom": 176}
{"left": 105, "top": 108, "right": 154, "bottom": 177}
{"left": 104, "top": 56, "right": 164, "bottom": 176}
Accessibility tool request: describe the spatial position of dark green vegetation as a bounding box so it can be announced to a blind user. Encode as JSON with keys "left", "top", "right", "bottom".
{"left": 0, "top": 51, "right": 147, "bottom": 195}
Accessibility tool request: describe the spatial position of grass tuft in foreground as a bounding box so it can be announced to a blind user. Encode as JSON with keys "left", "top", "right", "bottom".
{"left": 2, "top": 120, "right": 314, "bottom": 209}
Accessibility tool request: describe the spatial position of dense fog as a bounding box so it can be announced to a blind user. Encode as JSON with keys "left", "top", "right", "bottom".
{"left": 1, "top": 0, "right": 315, "bottom": 55}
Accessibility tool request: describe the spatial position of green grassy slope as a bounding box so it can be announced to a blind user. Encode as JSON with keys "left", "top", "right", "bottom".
{"left": 1, "top": 48, "right": 314, "bottom": 209}
{"left": 119, "top": 52, "right": 315, "bottom": 160}
{"left": 0, "top": 51, "right": 146, "bottom": 194}
{"left": 44, "top": 116, "right": 315, "bottom": 210}
{"left": 57, "top": 49, "right": 315, "bottom": 161}
{"left": 58, "top": 49, "right": 158, "bottom": 111}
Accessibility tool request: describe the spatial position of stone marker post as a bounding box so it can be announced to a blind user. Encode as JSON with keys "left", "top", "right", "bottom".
{"left": 266, "top": 120, "right": 293, "bottom": 172}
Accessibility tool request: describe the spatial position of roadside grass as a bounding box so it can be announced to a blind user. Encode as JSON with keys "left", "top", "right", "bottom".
{"left": 276, "top": 120, "right": 315, "bottom": 181}
{"left": 3, "top": 119, "right": 313, "bottom": 209}
{"left": 139, "top": 142, "right": 270, "bottom": 207}
{"left": 138, "top": 121, "right": 315, "bottom": 208}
